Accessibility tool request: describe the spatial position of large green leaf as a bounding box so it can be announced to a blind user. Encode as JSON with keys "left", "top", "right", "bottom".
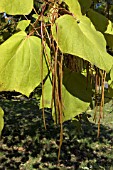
{"left": 62, "top": 68, "right": 92, "bottom": 121}
{"left": 0, "top": 31, "right": 50, "bottom": 97}
{"left": 0, "top": 107, "right": 4, "bottom": 137}
{"left": 63, "top": 68, "right": 92, "bottom": 102}
{"left": 78, "top": 0, "right": 92, "bottom": 15}
{"left": 52, "top": 14, "right": 113, "bottom": 72}
{"left": 40, "top": 69, "right": 92, "bottom": 122}
{"left": 64, "top": 0, "right": 82, "bottom": 17}
{"left": 87, "top": 9, "right": 108, "bottom": 33}
{"left": 62, "top": 85, "right": 90, "bottom": 122}
{"left": 0, "top": 0, "right": 33, "bottom": 15}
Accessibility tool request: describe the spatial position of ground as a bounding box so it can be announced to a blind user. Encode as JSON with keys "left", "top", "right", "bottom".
{"left": 0, "top": 98, "right": 113, "bottom": 170}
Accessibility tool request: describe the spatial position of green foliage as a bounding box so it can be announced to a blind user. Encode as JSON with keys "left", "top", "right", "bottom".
{"left": 0, "top": 107, "right": 4, "bottom": 137}
{"left": 109, "top": 66, "right": 113, "bottom": 89}
{"left": 104, "top": 34, "right": 113, "bottom": 49}
{"left": 16, "top": 20, "right": 31, "bottom": 31}
{"left": 87, "top": 9, "right": 108, "bottom": 32}
{"left": 0, "top": 31, "right": 50, "bottom": 96}
{"left": 62, "top": 88, "right": 89, "bottom": 122}
{"left": 63, "top": 68, "right": 92, "bottom": 102}
{"left": 0, "top": 0, "right": 113, "bottom": 164}
{"left": 0, "top": 0, "right": 33, "bottom": 15}
{"left": 0, "top": 0, "right": 113, "bottom": 129}
{"left": 62, "top": 68, "right": 92, "bottom": 121}
{"left": 32, "top": 14, "right": 49, "bottom": 22}
{"left": 40, "top": 76, "right": 52, "bottom": 109}
{"left": 52, "top": 14, "right": 113, "bottom": 72}
{"left": 87, "top": 8, "right": 113, "bottom": 34}
{"left": 79, "top": 0, "right": 92, "bottom": 15}
{"left": 105, "top": 20, "right": 113, "bottom": 34}
{"left": 64, "top": 0, "right": 82, "bottom": 16}
{"left": 40, "top": 68, "right": 92, "bottom": 122}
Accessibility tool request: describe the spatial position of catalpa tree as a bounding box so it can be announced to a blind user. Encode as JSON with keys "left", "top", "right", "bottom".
{"left": 0, "top": 0, "right": 113, "bottom": 160}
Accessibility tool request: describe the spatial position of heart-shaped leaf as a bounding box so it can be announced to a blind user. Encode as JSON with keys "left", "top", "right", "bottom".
{"left": 52, "top": 15, "right": 113, "bottom": 72}
{"left": 0, "top": 31, "right": 50, "bottom": 96}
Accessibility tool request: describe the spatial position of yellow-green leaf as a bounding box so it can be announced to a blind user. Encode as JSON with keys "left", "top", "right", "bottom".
{"left": 52, "top": 15, "right": 113, "bottom": 72}
{"left": 64, "top": 0, "right": 82, "bottom": 17}
{"left": 0, "top": 0, "right": 33, "bottom": 15}
{"left": 17, "top": 20, "right": 30, "bottom": 31}
{"left": 0, "top": 31, "right": 50, "bottom": 97}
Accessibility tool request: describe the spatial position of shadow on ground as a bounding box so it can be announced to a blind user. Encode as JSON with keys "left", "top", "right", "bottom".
{"left": 0, "top": 99, "right": 113, "bottom": 170}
